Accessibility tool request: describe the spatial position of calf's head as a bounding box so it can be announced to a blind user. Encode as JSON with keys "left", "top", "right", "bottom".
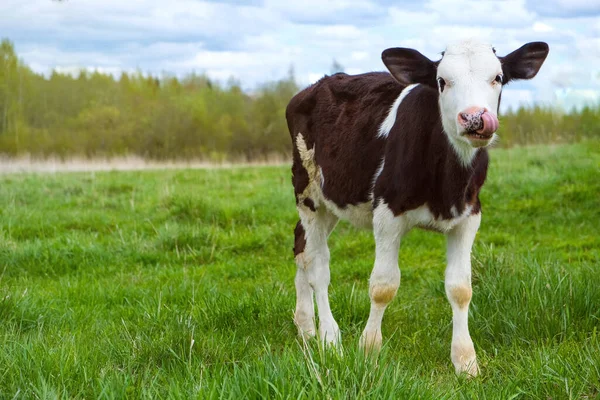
{"left": 382, "top": 39, "right": 548, "bottom": 155}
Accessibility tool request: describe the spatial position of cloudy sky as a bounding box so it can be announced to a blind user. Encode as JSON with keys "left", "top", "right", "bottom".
{"left": 1, "top": 0, "right": 599, "bottom": 111}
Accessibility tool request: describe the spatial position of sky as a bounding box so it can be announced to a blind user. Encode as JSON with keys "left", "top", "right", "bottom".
{"left": 1, "top": 0, "right": 599, "bottom": 112}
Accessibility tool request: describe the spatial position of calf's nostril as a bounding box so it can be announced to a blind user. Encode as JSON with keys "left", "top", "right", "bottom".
{"left": 458, "top": 113, "right": 468, "bottom": 124}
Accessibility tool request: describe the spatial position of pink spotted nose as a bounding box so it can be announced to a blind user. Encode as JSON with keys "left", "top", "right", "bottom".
{"left": 457, "top": 107, "right": 499, "bottom": 137}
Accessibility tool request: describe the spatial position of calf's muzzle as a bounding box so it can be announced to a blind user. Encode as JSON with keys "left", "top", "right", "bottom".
{"left": 457, "top": 107, "right": 499, "bottom": 137}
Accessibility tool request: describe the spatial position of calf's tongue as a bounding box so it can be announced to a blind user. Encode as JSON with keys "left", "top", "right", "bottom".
{"left": 476, "top": 112, "right": 499, "bottom": 136}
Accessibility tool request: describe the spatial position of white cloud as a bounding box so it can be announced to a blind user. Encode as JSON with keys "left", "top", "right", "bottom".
{"left": 19, "top": 46, "right": 124, "bottom": 74}
{"left": 388, "top": 8, "right": 438, "bottom": 26}
{"left": 426, "top": 0, "right": 535, "bottom": 28}
{"left": 533, "top": 22, "right": 553, "bottom": 32}
{"left": 351, "top": 51, "right": 369, "bottom": 61}
{"left": 264, "top": 0, "right": 385, "bottom": 25}
{"left": 308, "top": 73, "right": 325, "bottom": 83}
{"left": 345, "top": 67, "right": 363, "bottom": 75}
{"left": 315, "top": 25, "right": 363, "bottom": 40}
{"left": 555, "top": 89, "right": 600, "bottom": 110}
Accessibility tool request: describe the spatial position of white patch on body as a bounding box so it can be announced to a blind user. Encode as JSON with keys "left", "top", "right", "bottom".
{"left": 450, "top": 205, "right": 459, "bottom": 218}
{"left": 377, "top": 84, "right": 419, "bottom": 138}
{"left": 319, "top": 166, "right": 325, "bottom": 190}
{"left": 370, "top": 158, "right": 385, "bottom": 200}
{"left": 403, "top": 204, "right": 473, "bottom": 233}
{"left": 437, "top": 39, "right": 502, "bottom": 165}
{"left": 295, "top": 133, "right": 324, "bottom": 208}
{"left": 296, "top": 133, "right": 318, "bottom": 183}
{"left": 321, "top": 198, "right": 373, "bottom": 229}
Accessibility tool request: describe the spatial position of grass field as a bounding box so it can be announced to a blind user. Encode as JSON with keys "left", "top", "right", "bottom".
{"left": 1, "top": 142, "right": 599, "bottom": 399}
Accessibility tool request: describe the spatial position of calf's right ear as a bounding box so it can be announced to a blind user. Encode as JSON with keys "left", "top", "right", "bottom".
{"left": 382, "top": 48, "right": 438, "bottom": 87}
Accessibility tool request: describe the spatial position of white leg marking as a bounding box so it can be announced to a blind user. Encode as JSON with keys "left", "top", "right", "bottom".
{"left": 294, "top": 252, "right": 316, "bottom": 338}
{"left": 297, "top": 205, "right": 340, "bottom": 346}
{"left": 446, "top": 212, "right": 481, "bottom": 376}
{"left": 360, "top": 202, "right": 408, "bottom": 351}
{"left": 377, "top": 84, "right": 419, "bottom": 138}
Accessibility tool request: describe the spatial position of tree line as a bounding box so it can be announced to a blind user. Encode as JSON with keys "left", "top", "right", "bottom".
{"left": 0, "top": 39, "right": 598, "bottom": 161}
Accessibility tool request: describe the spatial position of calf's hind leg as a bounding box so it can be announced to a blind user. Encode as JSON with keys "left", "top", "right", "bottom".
{"left": 293, "top": 205, "right": 339, "bottom": 345}
{"left": 293, "top": 221, "right": 316, "bottom": 338}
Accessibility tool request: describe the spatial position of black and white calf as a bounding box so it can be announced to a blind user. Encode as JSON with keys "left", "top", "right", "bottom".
{"left": 286, "top": 39, "right": 548, "bottom": 375}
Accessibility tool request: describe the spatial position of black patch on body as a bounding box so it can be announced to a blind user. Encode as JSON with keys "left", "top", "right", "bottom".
{"left": 287, "top": 72, "right": 402, "bottom": 208}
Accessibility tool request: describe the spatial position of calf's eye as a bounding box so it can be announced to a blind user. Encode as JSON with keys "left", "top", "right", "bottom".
{"left": 494, "top": 74, "right": 503, "bottom": 84}
{"left": 437, "top": 77, "right": 446, "bottom": 92}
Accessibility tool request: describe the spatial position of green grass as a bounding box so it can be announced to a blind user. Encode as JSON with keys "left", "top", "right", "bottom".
{"left": 1, "top": 141, "right": 599, "bottom": 399}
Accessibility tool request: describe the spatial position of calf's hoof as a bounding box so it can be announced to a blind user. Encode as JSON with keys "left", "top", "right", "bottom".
{"left": 294, "top": 312, "right": 316, "bottom": 340}
{"left": 452, "top": 343, "right": 479, "bottom": 377}
{"left": 319, "top": 321, "right": 341, "bottom": 348}
{"left": 359, "top": 329, "right": 382, "bottom": 354}
{"left": 454, "top": 359, "right": 480, "bottom": 377}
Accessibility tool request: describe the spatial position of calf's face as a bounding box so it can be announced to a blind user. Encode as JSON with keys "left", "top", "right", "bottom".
{"left": 436, "top": 41, "right": 502, "bottom": 148}
{"left": 382, "top": 39, "right": 549, "bottom": 153}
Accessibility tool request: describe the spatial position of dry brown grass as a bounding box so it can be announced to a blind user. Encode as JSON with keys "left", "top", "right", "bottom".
{"left": 0, "top": 155, "right": 289, "bottom": 174}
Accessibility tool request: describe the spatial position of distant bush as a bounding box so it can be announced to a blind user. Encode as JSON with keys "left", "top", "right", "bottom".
{"left": 498, "top": 105, "right": 600, "bottom": 147}
{"left": 0, "top": 39, "right": 598, "bottom": 161}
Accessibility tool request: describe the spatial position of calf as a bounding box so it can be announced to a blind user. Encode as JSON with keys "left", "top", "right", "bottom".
{"left": 286, "top": 39, "right": 548, "bottom": 375}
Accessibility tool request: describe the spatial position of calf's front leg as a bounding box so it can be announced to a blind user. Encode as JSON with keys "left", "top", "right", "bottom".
{"left": 445, "top": 212, "right": 481, "bottom": 376}
{"left": 360, "top": 203, "right": 405, "bottom": 352}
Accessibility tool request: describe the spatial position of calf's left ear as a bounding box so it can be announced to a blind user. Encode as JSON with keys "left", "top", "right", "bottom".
{"left": 500, "top": 42, "right": 549, "bottom": 82}
{"left": 382, "top": 48, "right": 438, "bottom": 87}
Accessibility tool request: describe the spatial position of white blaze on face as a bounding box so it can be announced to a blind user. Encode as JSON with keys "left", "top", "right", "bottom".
{"left": 437, "top": 40, "right": 503, "bottom": 159}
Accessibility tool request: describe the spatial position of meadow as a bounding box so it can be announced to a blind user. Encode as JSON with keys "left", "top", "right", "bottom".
{"left": 0, "top": 141, "right": 599, "bottom": 399}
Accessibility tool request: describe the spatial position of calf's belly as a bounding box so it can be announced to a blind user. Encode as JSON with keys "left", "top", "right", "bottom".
{"left": 321, "top": 196, "right": 374, "bottom": 229}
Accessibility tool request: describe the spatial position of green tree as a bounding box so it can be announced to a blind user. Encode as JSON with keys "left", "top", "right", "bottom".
{"left": 0, "top": 38, "right": 597, "bottom": 161}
